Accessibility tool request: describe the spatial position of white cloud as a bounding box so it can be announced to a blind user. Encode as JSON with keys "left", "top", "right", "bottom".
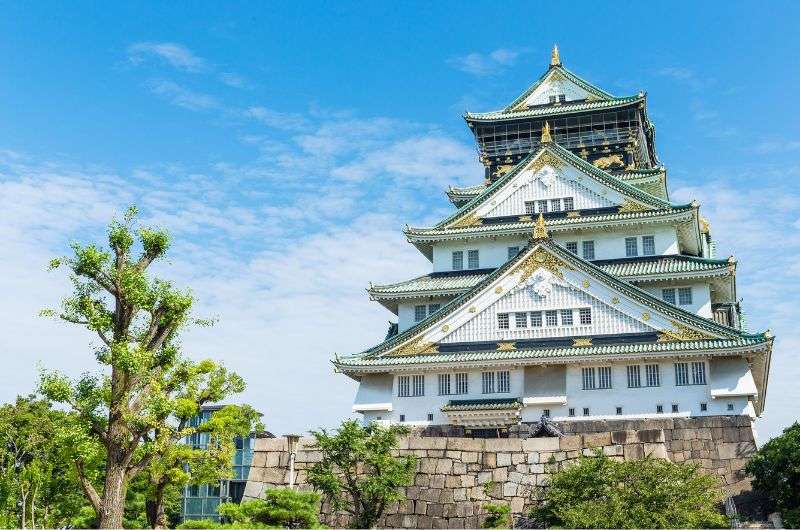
{"left": 147, "top": 80, "right": 218, "bottom": 111}
{"left": 448, "top": 48, "right": 522, "bottom": 76}
{"left": 219, "top": 72, "right": 252, "bottom": 89}
{"left": 754, "top": 139, "right": 800, "bottom": 154}
{"left": 128, "top": 42, "right": 209, "bottom": 73}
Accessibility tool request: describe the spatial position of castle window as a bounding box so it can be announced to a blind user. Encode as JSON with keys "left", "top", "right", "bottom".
{"left": 525, "top": 201, "right": 536, "bottom": 215}
{"left": 645, "top": 364, "right": 661, "bottom": 387}
{"left": 507, "top": 246, "right": 520, "bottom": 259}
{"left": 616, "top": 406, "right": 623, "bottom": 415}
{"left": 642, "top": 235, "right": 656, "bottom": 256}
{"left": 515, "top": 312, "right": 528, "bottom": 328}
{"left": 564, "top": 197, "right": 574, "bottom": 210}
{"left": 627, "top": 365, "right": 641, "bottom": 388}
{"left": 530, "top": 311, "right": 543, "bottom": 327}
{"left": 727, "top": 403, "right": 734, "bottom": 411}
{"left": 674, "top": 362, "right": 690, "bottom": 386}
{"left": 400, "top": 414, "right": 405, "bottom": 422}
{"left": 656, "top": 404, "right": 664, "bottom": 414}
{"left": 678, "top": 287, "right": 693, "bottom": 306}
{"left": 438, "top": 374, "right": 451, "bottom": 395}
{"left": 579, "top": 308, "right": 592, "bottom": 325}
{"left": 598, "top": 367, "right": 612, "bottom": 389}
{"left": 455, "top": 373, "right": 468, "bottom": 394}
{"left": 397, "top": 376, "right": 410, "bottom": 397}
{"left": 582, "top": 240, "right": 595, "bottom": 260}
{"left": 427, "top": 413, "right": 434, "bottom": 422}
{"left": 452, "top": 251, "right": 464, "bottom": 271}
{"left": 551, "top": 198, "right": 562, "bottom": 212}
{"left": 582, "top": 367, "right": 596, "bottom": 390}
{"left": 700, "top": 402, "right": 708, "bottom": 412}
{"left": 583, "top": 407, "right": 590, "bottom": 416}
{"left": 481, "top": 371, "right": 496, "bottom": 394}
{"left": 568, "top": 408, "right": 575, "bottom": 417}
{"left": 428, "top": 303, "right": 441, "bottom": 314}
{"left": 412, "top": 375, "right": 425, "bottom": 396}
{"left": 467, "top": 250, "right": 480, "bottom": 269}
{"left": 498, "top": 313, "right": 510, "bottom": 329}
{"left": 546, "top": 310, "right": 558, "bottom": 326}
{"left": 414, "top": 305, "right": 426, "bottom": 322}
{"left": 662, "top": 288, "right": 676, "bottom": 304}
{"left": 625, "top": 237, "right": 638, "bottom": 257}
{"left": 691, "top": 361, "right": 707, "bottom": 385}
{"left": 543, "top": 409, "right": 550, "bottom": 417}
{"left": 561, "top": 309, "right": 573, "bottom": 326}
{"left": 672, "top": 404, "right": 679, "bottom": 413}
{"left": 566, "top": 242, "right": 578, "bottom": 254}
{"left": 558, "top": 94, "right": 566, "bottom": 103}
{"left": 497, "top": 371, "right": 511, "bottom": 393}
{"left": 537, "top": 200, "right": 548, "bottom": 213}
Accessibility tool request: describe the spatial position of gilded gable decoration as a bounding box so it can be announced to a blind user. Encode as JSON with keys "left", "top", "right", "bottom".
{"left": 550, "top": 44, "right": 561, "bottom": 67}
{"left": 512, "top": 247, "right": 572, "bottom": 283}
{"left": 448, "top": 212, "right": 482, "bottom": 229}
{"left": 497, "top": 342, "right": 516, "bottom": 351}
{"left": 657, "top": 321, "right": 717, "bottom": 343}
{"left": 392, "top": 337, "right": 439, "bottom": 356}
{"left": 617, "top": 199, "right": 651, "bottom": 213}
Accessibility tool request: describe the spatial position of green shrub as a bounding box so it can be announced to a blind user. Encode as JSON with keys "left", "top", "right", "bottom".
{"left": 176, "top": 518, "right": 221, "bottom": 529}
{"left": 218, "top": 488, "right": 321, "bottom": 528}
{"left": 531, "top": 451, "right": 728, "bottom": 528}
{"left": 746, "top": 422, "right": 800, "bottom": 528}
{"left": 482, "top": 502, "right": 511, "bottom": 528}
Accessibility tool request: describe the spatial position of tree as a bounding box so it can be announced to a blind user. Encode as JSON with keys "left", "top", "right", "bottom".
{"left": 306, "top": 420, "right": 416, "bottom": 529}
{"left": 746, "top": 422, "right": 800, "bottom": 527}
{"left": 174, "top": 489, "right": 321, "bottom": 529}
{"left": 39, "top": 206, "right": 258, "bottom": 529}
{"left": 481, "top": 503, "right": 511, "bottom": 529}
{"left": 530, "top": 451, "right": 728, "bottom": 529}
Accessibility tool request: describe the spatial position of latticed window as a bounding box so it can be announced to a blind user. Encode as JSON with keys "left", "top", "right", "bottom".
{"left": 545, "top": 310, "right": 558, "bottom": 326}
{"left": 438, "top": 374, "right": 451, "bottom": 395}
{"left": 507, "top": 246, "right": 520, "bottom": 259}
{"left": 497, "top": 313, "right": 509, "bottom": 329}
{"left": 566, "top": 241, "right": 578, "bottom": 254}
{"left": 564, "top": 197, "right": 574, "bottom": 210}
{"left": 579, "top": 307, "right": 592, "bottom": 325}
{"left": 481, "top": 371, "right": 496, "bottom": 394}
{"left": 428, "top": 304, "right": 441, "bottom": 314}
{"left": 678, "top": 287, "right": 693, "bottom": 305}
{"left": 672, "top": 404, "right": 679, "bottom": 413}
{"left": 397, "top": 376, "right": 410, "bottom": 397}
{"left": 414, "top": 305, "right": 426, "bottom": 322}
{"left": 525, "top": 201, "right": 536, "bottom": 215}
{"left": 583, "top": 407, "right": 590, "bottom": 416}
{"left": 646, "top": 364, "right": 660, "bottom": 386}
{"left": 691, "top": 361, "right": 706, "bottom": 385}
{"left": 642, "top": 235, "right": 655, "bottom": 256}
{"left": 656, "top": 404, "right": 664, "bottom": 414}
{"left": 582, "top": 367, "right": 596, "bottom": 390}
{"left": 627, "top": 365, "right": 641, "bottom": 388}
{"left": 537, "top": 200, "right": 548, "bottom": 213}
{"left": 561, "top": 309, "right": 573, "bottom": 326}
{"left": 675, "top": 362, "right": 690, "bottom": 386}
{"left": 598, "top": 367, "right": 612, "bottom": 389}
{"left": 551, "top": 198, "right": 562, "bottom": 212}
{"left": 582, "top": 240, "right": 595, "bottom": 260}
{"left": 530, "top": 311, "right": 542, "bottom": 327}
{"left": 412, "top": 375, "right": 425, "bottom": 396}
{"left": 467, "top": 250, "right": 479, "bottom": 269}
{"left": 497, "top": 371, "right": 510, "bottom": 393}
{"left": 662, "top": 288, "right": 676, "bottom": 304}
{"left": 452, "top": 251, "right": 463, "bottom": 270}
{"left": 625, "top": 237, "right": 638, "bottom": 257}
{"left": 515, "top": 312, "right": 528, "bottom": 328}
{"left": 455, "top": 373, "right": 468, "bottom": 394}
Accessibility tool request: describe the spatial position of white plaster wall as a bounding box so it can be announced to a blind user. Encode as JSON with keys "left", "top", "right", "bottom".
{"left": 709, "top": 357, "right": 758, "bottom": 398}
{"left": 432, "top": 238, "right": 526, "bottom": 272}
{"left": 397, "top": 296, "right": 453, "bottom": 332}
{"left": 353, "top": 374, "right": 393, "bottom": 407}
{"left": 640, "top": 282, "right": 712, "bottom": 318}
{"left": 522, "top": 78, "right": 593, "bottom": 107}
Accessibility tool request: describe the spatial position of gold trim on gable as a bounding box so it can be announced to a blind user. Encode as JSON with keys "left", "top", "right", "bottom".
{"left": 448, "top": 213, "right": 482, "bottom": 229}
{"left": 618, "top": 199, "right": 651, "bottom": 213}
{"left": 657, "top": 321, "right": 717, "bottom": 343}
{"left": 512, "top": 248, "right": 573, "bottom": 283}
{"left": 528, "top": 151, "right": 564, "bottom": 174}
{"left": 572, "top": 338, "right": 593, "bottom": 347}
{"left": 391, "top": 338, "right": 439, "bottom": 356}
{"left": 497, "top": 342, "right": 516, "bottom": 351}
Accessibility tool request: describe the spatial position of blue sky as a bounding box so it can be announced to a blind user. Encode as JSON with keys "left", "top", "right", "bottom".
{"left": 0, "top": 2, "right": 798, "bottom": 440}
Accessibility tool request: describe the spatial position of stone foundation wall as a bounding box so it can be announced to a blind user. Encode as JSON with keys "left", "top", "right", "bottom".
{"left": 243, "top": 416, "right": 756, "bottom": 528}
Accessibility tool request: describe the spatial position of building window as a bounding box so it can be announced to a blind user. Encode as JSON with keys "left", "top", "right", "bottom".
{"left": 675, "top": 362, "right": 690, "bottom": 386}
{"left": 209, "top": 484, "right": 221, "bottom": 497}
{"left": 656, "top": 404, "right": 664, "bottom": 414}
{"left": 189, "top": 485, "right": 200, "bottom": 497}
{"left": 616, "top": 406, "right": 623, "bottom": 415}
{"left": 561, "top": 309, "right": 573, "bottom": 326}
{"left": 568, "top": 408, "right": 575, "bottom": 417}
{"left": 582, "top": 240, "right": 595, "bottom": 260}
{"left": 515, "top": 312, "right": 528, "bottom": 328}
{"left": 662, "top": 288, "right": 676, "bottom": 305}
{"left": 671, "top": 404, "right": 679, "bottom": 413}
{"left": 598, "top": 367, "right": 612, "bottom": 389}
{"left": 530, "top": 311, "right": 542, "bottom": 327}
{"left": 498, "top": 313, "right": 509, "bottom": 329}
{"left": 558, "top": 94, "right": 566, "bottom": 103}
{"left": 645, "top": 364, "right": 660, "bottom": 387}
{"left": 438, "top": 374, "right": 451, "bottom": 395}
{"left": 412, "top": 375, "right": 425, "bottom": 396}
{"left": 727, "top": 403, "right": 734, "bottom": 411}
{"left": 543, "top": 409, "right": 550, "bottom": 417}
{"left": 399, "top": 414, "right": 405, "bottom": 422}
{"left": 537, "top": 200, "right": 548, "bottom": 213}
{"left": 700, "top": 402, "right": 708, "bottom": 412}
{"left": 414, "top": 305, "right": 427, "bottom": 322}
{"left": 481, "top": 371, "right": 496, "bottom": 394}
{"left": 642, "top": 235, "right": 655, "bottom": 256}
{"left": 427, "top": 413, "right": 434, "bottom": 422}
{"left": 452, "top": 251, "right": 463, "bottom": 271}
{"left": 564, "top": 197, "right": 574, "bottom": 210}
{"left": 583, "top": 407, "right": 590, "bottom": 417}
{"left": 549, "top": 95, "right": 557, "bottom": 104}
{"left": 582, "top": 367, "right": 596, "bottom": 390}
{"left": 551, "top": 198, "right": 562, "bottom": 212}
{"left": 566, "top": 241, "right": 578, "bottom": 254}
{"left": 398, "top": 376, "right": 410, "bottom": 397}
{"left": 625, "top": 237, "right": 638, "bottom": 257}
{"left": 579, "top": 308, "right": 592, "bottom": 325}
{"left": 545, "top": 310, "right": 558, "bottom": 326}
{"left": 455, "top": 373, "right": 468, "bottom": 394}
{"left": 678, "top": 287, "right": 693, "bottom": 306}
{"left": 497, "top": 371, "right": 511, "bottom": 393}
{"left": 467, "top": 250, "right": 480, "bottom": 269}
{"left": 525, "top": 201, "right": 536, "bottom": 215}
{"left": 691, "top": 361, "right": 707, "bottom": 385}
{"left": 627, "top": 365, "right": 641, "bottom": 388}
{"left": 428, "top": 303, "right": 441, "bottom": 314}
{"left": 508, "top": 246, "right": 520, "bottom": 259}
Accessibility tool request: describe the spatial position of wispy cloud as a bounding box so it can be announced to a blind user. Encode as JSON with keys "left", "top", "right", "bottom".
{"left": 219, "top": 72, "right": 253, "bottom": 89}
{"left": 128, "top": 42, "right": 209, "bottom": 73}
{"left": 448, "top": 48, "right": 522, "bottom": 76}
{"left": 147, "top": 80, "right": 218, "bottom": 111}
{"left": 754, "top": 139, "right": 800, "bottom": 154}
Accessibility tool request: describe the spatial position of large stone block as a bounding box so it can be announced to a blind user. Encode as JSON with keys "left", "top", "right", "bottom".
{"left": 717, "top": 441, "right": 756, "bottom": 460}
{"left": 408, "top": 437, "right": 447, "bottom": 450}
{"left": 643, "top": 443, "right": 669, "bottom": 460}
{"left": 523, "top": 437, "right": 559, "bottom": 451}
{"left": 496, "top": 452, "right": 512, "bottom": 467}
{"left": 583, "top": 432, "right": 612, "bottom": 447}
{"left": 447, "top": 437, "right": 485, "bottom": 451}
{"left": 435, "top": 459, "right": 453, "bottom": 474}
{"left": 461, "top": 451, "right": 479, "bottom": 463}
{"left": 487, "top": 438, "right": 523, "bottom": 451}
{"left": 624, "top": 443, "right": 644, "bottom": 460}
{"left": 636, "top": 429, "right": 665, "bottom": 443}
{"left": 257, "top": 437, "right": 287, "bottom": 451}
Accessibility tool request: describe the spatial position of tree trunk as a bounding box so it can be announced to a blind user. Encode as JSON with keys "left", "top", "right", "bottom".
{"left": 30, "top": 485, "right": 36, "bottom": 530}
{"left": 98, "top": 461, "right": 128, "bottom": 529}
{"left": 151, "top": 481, "right": 168, "bottom": 530}
{"left": 20, "top": 486, "right": 28, "bottom": 530}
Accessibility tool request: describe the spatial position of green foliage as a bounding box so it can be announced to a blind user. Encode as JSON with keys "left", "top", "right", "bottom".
{"left": 746, "top": 422, "right": 800, "bottom": 528}
{"left": 481, "top": 502, "right": 511, "bottom": 528}
{"left": 176, "top": 518, "right": 222, "bottom": 529}
{"left": 530, "top": 451, "right": 728, "bottom": 529}
{"left": 307, "top": 420, "right": 416, "bottom": 529}
{"left": 174, "top": 489, "right": 321, "bottom": 529}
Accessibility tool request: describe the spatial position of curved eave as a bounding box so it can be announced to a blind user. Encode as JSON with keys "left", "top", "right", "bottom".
{"left": 464, "top": 96, "right": 643, "bottom": 123}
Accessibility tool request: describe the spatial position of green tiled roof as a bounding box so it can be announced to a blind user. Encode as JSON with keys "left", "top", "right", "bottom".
{"left": 446, "top": 184, "right": 487, "bottom": 205}
{"left": 465, "top": 95, "right": 643, "bottom": 123}
{"left": 368, "top": 256, "right": 733, "bottom": 300}
{"left": 441, "top": 398, "right": 522, "bottom": 412}
{"left": 500, "top": 65, "right": 616, "bottom": 113}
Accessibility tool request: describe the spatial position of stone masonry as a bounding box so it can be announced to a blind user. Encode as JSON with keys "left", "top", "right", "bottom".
{"left": 243, "top": 416, "right": 757, "bottom": 528}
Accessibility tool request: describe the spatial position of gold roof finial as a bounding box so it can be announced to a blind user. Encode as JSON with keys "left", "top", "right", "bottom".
{"left": 541, "top": 121, "right": 552, "bottom": 143}
{"left": 533, "top": 213, "right": 548, "bottom": 240}
{"left": 550, "top": 44, "right": 561, "bottom": 67}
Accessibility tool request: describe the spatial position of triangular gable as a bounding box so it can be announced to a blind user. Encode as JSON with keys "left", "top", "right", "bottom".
{"left": 363, "top": 235, "right": 747, "bottom": 359}
{"left": 506, "top": 66, "right": 615, "bottom": 112}
{"left": 438, "top": 143, "right": 675, "bottom": 229}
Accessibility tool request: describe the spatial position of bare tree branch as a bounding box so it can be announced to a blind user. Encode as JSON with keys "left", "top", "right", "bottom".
{"left": 75, "top": 459, "right": 102, "bottom": 515}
